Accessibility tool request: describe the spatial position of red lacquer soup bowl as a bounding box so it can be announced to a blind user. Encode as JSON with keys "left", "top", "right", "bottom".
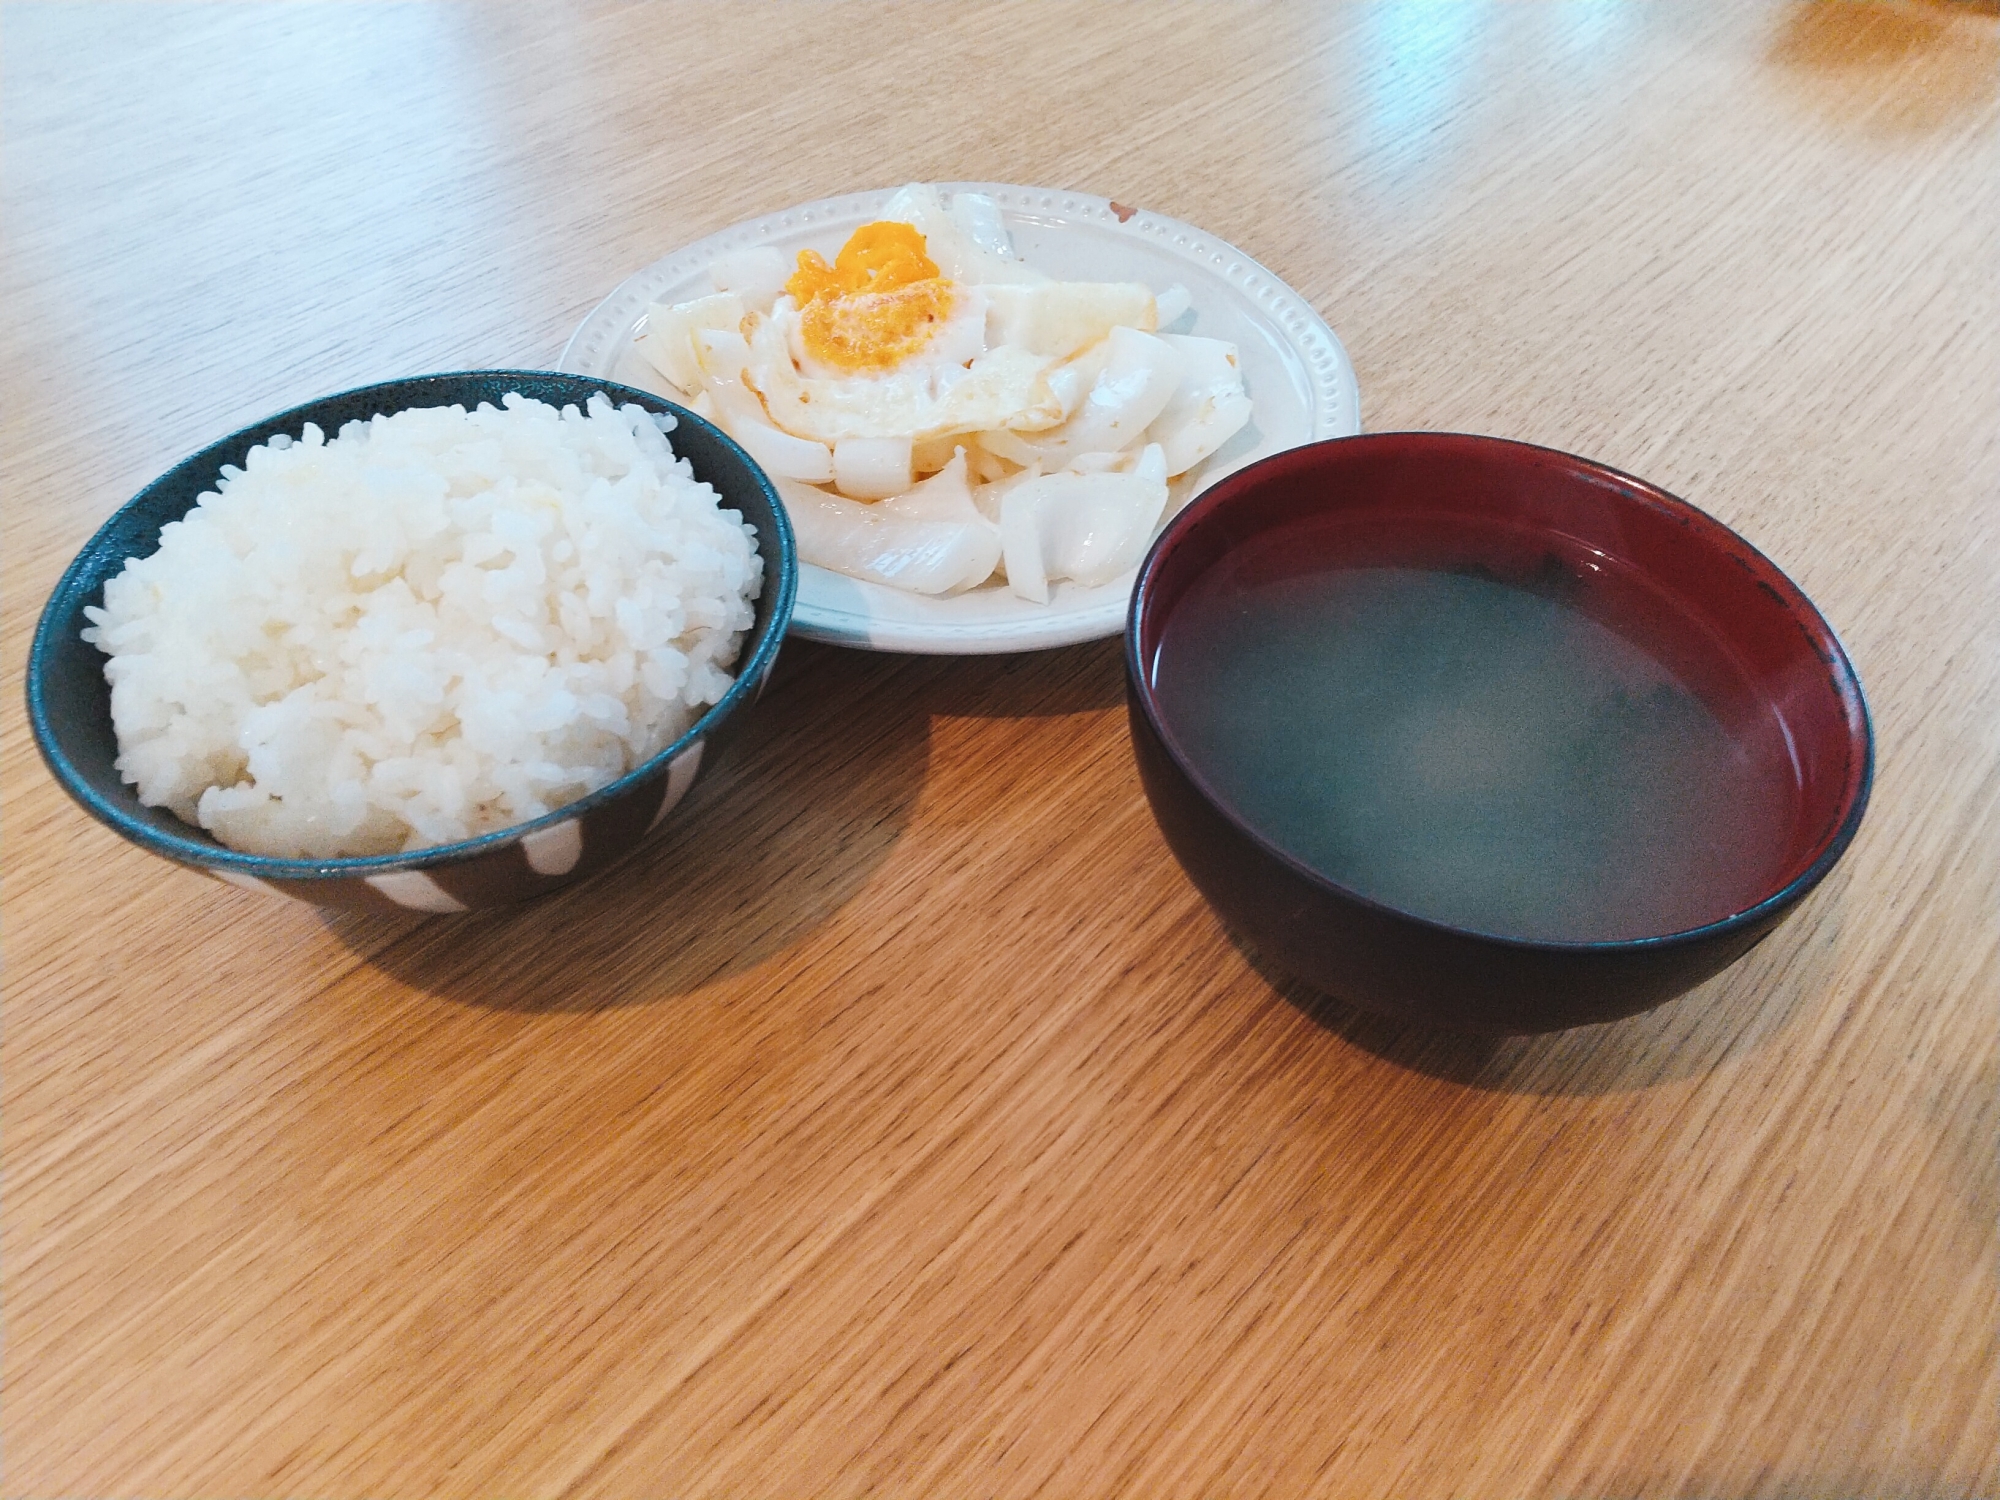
{"left": 1125, "top": 434, "right": 1871, "bottom": 1033}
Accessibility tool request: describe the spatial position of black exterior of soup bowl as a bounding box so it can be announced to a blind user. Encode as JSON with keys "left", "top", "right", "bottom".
{"left": 1124, "top": 434, "right": 1873, "bottom": 1034}
{"left": 28, "top": 371, "right": 796, "bottom": 913}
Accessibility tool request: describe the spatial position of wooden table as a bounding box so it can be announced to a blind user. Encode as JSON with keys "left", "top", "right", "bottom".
{"left": 5, "top": 4, "right": 1995, "bottom": 1495}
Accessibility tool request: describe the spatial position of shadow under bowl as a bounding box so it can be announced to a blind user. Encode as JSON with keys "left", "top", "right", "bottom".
{"left": 1125, "top": 433, "right": 1872, "bottom": 1033}
{"left": 28, "top": 370, "right": 797, "bottom": 913}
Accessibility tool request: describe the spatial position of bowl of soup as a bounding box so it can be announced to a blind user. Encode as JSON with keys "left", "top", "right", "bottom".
{"left": 1125, "top": 433, "right": 1872, "bottom": 1033}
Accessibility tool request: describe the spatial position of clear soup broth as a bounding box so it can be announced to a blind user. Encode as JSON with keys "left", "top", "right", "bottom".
{"left": 1152, "top": 515, "right": 1803, "bottom": 942}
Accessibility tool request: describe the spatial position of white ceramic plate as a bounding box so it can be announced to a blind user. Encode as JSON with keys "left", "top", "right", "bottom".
{"left": 561, "top": 184, "right": 1360, "bottom": 653}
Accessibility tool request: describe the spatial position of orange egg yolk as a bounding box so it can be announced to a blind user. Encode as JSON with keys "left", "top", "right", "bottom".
{"left": 786, "top": 221, "right": 956, "bottom": 374}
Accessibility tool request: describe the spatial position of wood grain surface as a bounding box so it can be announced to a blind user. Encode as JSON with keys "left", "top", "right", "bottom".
{"left": 4, "top": 3, "right": 1995, "bottom": 1496}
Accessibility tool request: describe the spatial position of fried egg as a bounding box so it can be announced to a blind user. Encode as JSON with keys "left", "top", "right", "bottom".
{"left": 777, "top": 284, "right": 990, "bottom": 384}
{"left": 634, "top": 185, "right": 1257, "bottom": 602}
{"left": 741, "top": 219, "right": 1029, "bottom": 448}
{"left": 742, "top": 309, "right": 1064, "bottom": 447}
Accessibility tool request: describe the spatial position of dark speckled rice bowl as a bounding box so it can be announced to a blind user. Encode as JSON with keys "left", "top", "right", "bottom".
{"left": 27, "top": 371, "right": 797, "bottom": 912}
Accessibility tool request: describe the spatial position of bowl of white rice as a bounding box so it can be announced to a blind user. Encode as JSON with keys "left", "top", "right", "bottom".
{"left": 28, "top": 371, "right": 796, "bottom": 911}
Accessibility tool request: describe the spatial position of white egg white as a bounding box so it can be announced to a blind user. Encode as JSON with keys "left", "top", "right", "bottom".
{"left": 742, "top": 312, "right": 1065, "bottom": 447}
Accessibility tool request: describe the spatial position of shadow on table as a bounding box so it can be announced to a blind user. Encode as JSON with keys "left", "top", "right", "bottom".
{"left": 323, "top": 637, "right": 1125, "bottom": 1010}
{"left": 1244, "top": 863, "right": 1852, "bottom": 1097}
{"left": 895, "top": 634, "right": 1127, "bottom": 721}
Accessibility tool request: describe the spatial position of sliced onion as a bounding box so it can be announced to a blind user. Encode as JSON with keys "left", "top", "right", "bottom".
{"left": 639, "top": 293, "right": 745, "bottom": 394}
{"left": 998, "top": 444, "right": 1169, "bottom": 603}
{"left": 707, "top": 246, "right": 790, "bottom": 313}
{"left": 776, "top": 453, "right": 1001, "bottom": 594}
{"left": 833, "top": 436, "right": 915, "bottom": 500}
{"left": 1146, "top": 334, "right": 1253, "bottom": 477}
{"left": 1009, "top": 328, "right": 1185, "bottom": 467}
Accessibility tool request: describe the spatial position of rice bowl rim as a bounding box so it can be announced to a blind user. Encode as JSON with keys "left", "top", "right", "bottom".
{"left": 28, "top": 370, "right": 797, "bottom": 880}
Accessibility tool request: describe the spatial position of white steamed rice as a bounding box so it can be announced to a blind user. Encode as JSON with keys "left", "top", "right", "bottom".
{"left": 84, "top": 392, "right": 762, "bottom": 859}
